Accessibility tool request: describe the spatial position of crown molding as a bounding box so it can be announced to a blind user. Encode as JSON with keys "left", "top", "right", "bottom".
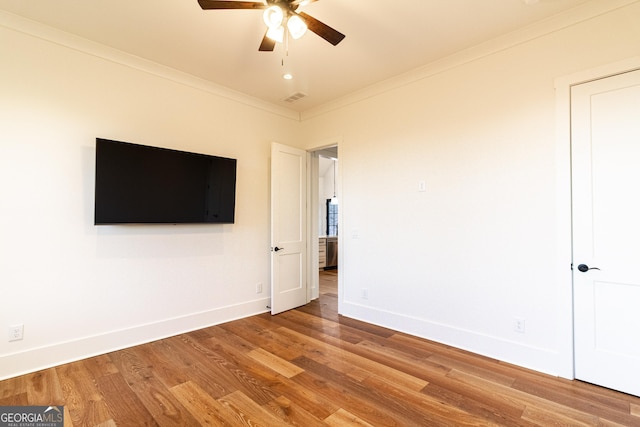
{"left": 0, "top": 10, "right": 301, "bottom": 122}
{"left": 300, "top": 0, "right": 639, "bottom": 121}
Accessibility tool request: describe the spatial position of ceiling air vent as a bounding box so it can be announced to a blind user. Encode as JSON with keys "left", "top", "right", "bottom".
{"left": 283, "top": 92, "right": 307, "bottom": 103}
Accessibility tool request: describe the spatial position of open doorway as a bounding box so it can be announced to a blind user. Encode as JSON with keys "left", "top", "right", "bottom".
{"left": 309, "top": 145, "right": 338, "bottom": 301}
{"left": 271, "top": 142, "right": 338, "bottom": 311}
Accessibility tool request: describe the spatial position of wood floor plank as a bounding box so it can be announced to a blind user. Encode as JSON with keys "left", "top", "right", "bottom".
{"left": 447, "top": 368, "right": 622, "bottom": 426}
{"left": 354, "top": 338, "right": 448, "bottom": 379}
{"left": 218, "top": 390, "right": 294, "bottom": 426}
{"left": 273, "top": 306, "right": 342, "bottom": 333}
{"left": 385, "top": 332, "right": 441, "bottom": 358}
{"left": 362, "top": 372, "right": 510, "bottom": 427}
{"left": 56, "top": 361, "right": 114, "bottom": 426}
{"left": 269, "top": 326, "right": 373, "bottom": 382}
{"left": 275, "top": 326, "right": 429, "bottom": 391}
{"left": 25, "top": 368, "right": 65, "bottom": 406}
{"left": 169, "top": 333, "right": 279, "bottom": 405}
{"left": 294, "top": 354, "right": 496, "bottom": 427}
{"left": 263, "top": 395, "right": 327, "bottom": 427}
{"left": 264, "top": 310, "right": 365, "bottom": 345}
{"left": 93, "top": 420, "right": 117, "bottom": 427}
{"left": 0, "top": 392, "right": 28, "bottom": 406}
{"left": 170, "top": 381, "right": 237, "bottom": 427}
{"left": 202, "top": 329, "right": 340, "bottom": 421}
{"left": 62, "top": 406, "right": 76, "bottom": 427}
{"left": 83, "top": 354, "right": 120, "bottom": 379}
{"left": 148, "top": 336, "right": 233, "bottom": 399}
{"left": 246, "top": 348, "right": 305, "bottom": 379}
{"left": 521, "top": 404, "right": 600, "bottom": 427}
{"left": 290, "top": 303, "right": 397, "bottom": 339}
{"left": 130, "top": 340, "right": 197, "bottom": 390}
{"left": 248, "top": 364, "right": 338, "bottom": 421}
{"left": 290, "top": 368, "right": 408, "bottom": 427}
{"left": 218, "top": 316, "right": 305, "bottom": 361}
{"left": 108, "top": 348, "right": 202, "bottom": 426}
{"left": 427, "top": 353, "right": 517, "bottom": 387}
{"left": 0, "top": 375, "right": 27, "bottom": 399}
{"left": 2, "top": 270, "right": 640, "bottom": 426}
{"left": 420, "top": 381, "right": 536, "bottom": 427}
{"left": 94, "top": 372, "right": 158, "bottom": 426}
{"left": 324, "top": 408, "right": 374, "bottom": 426}
{"left": 392, "top": 328, "right": 640, "bottom": 424}
{"left": 511, "top": 375, "right": 639, "bottom": 425}
{"left": 263, "top": 373, "right": 338, "bottom": 421}
{"left": 275, "top": 308, "right": 394, "bottom": 346}
{"left": 201, "top": 324, "right": 258, "bottom": 354}
{"left": 599, "top": 419, "right": 637, "bottom": 427}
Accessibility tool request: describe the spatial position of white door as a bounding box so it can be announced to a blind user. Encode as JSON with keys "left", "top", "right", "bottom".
{"left": 572, "top": 69, "right": 640, "bottom": 397}
{"left": 270, "top": 142, "right": 308, "bottom": 315}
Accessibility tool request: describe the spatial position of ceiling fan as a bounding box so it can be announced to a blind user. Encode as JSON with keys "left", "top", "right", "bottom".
{"left": 197, "top": 0, "right": 346, "bottom": 52}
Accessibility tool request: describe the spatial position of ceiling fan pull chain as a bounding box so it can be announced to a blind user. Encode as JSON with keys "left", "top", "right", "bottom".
{"left": 285, "top": 27, "right": 290, "bottom": 54}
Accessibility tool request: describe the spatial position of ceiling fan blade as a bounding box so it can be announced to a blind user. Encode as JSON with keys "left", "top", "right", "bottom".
{"left": 297, "top": 12, "right": 345, "bottom": 46}
{"left": 259, "top": 31, "right": 276, "bottom": 52}
{"left": 290, "top": 0, "right": 319, "bottom": 7}
{"left": 198, "top": 0, "right": 267, "bottom": 10}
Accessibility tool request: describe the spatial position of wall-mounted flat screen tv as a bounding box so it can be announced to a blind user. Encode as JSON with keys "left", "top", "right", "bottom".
{"left": 95, "top": 138, "right": 236, "bottom": 224}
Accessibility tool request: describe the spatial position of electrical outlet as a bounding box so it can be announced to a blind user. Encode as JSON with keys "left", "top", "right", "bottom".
{"left": 362, "top": 289, "right": 368, "bottom": 300}
{"left": 514, "top": 318, "right": 526, "bottom": 334}
{"left": 8, "top": 324, "right": 24, "bottom": 342}
{"left": 256, "top": 282, "right": 263, "bottom": 294}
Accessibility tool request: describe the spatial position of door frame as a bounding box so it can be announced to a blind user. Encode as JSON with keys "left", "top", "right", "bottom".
{"left": 554, "top": 56, "right": 640, "bottom": 379}
{"left": 307, "top": 139, "right": 341, "bottom": 303}
{"left": 307, "top": 149, "right": 320, "bottom": 301}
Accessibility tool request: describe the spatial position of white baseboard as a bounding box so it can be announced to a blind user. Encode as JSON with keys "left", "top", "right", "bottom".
{"left": 340, "top": 301, "right": 570, "bottom": 379}
{"left": 1, "top": 298, "right": 270, "bottom": 380}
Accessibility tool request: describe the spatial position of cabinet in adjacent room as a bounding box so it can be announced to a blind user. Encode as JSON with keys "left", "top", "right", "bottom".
{"left": 319, "top": 237, "right": 326, "bottom": 269}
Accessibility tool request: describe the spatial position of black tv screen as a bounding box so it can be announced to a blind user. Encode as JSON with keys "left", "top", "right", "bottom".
{"left": 95, "top": 138, "right": 236, "bottom": 224}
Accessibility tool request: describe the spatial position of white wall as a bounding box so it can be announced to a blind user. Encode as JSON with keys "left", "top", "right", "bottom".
{"left": 301, "top": 2, "right": 640, "bottom": 377}
{"left": 0, "top": 15, "right": 302, "bottom": 379}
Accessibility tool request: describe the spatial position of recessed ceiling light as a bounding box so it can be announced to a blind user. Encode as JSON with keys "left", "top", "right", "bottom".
{"left": 283, "top": 73, "right": 293, "bottom": 80}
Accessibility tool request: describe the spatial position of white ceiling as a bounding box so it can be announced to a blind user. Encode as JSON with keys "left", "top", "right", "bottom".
{"left": 0, "top": 0, "right": 593, "bottom": 113}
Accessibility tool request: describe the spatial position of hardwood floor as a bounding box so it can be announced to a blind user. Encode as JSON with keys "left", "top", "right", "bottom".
{"left": 2, "top": 269, "right": 640, "bottom": 426}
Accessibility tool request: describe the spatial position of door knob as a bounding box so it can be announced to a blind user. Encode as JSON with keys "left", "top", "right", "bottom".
{"left": 577, "top": 264, "right": 600, "bottom": 272}
{"left": 273, "top": 246, "right": 283, "bottom": 252}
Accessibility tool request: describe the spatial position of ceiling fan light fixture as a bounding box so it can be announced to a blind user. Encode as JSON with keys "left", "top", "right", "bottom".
{"left": 266, "top": 25, "right": 285, "bottom": 43}
{"left": 263, "top": 6, "right": 284, "bottom": 28}
{"left": 198, "top": 0, "right": 345, "bottom": 51}
{"left": 287, "top": 15, "right": 307, "bottom": 39}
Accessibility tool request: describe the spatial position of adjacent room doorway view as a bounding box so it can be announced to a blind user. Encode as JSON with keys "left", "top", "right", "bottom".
{"left": 270, "top": 143, "right": 340, "bottom": 315}
{"left": 318, "top": 150, "right": 339, "bottom": 272}
{"left": 571, "top": 68, "right": 640, "bottom": 397}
